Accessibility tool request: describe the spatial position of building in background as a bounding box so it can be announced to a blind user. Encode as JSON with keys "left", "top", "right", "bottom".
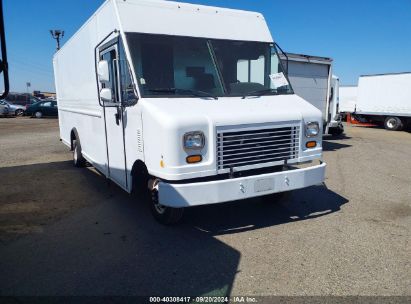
{"left": 33, "top": 91, "right": 56, "bottom": 99}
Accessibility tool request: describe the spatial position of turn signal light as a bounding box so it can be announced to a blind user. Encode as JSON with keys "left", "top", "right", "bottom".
{"left": 186, "top": 155, "right": 202, "bottom": 164}
{"left": 306, "top": 141, "right": 317, "bottom": 148}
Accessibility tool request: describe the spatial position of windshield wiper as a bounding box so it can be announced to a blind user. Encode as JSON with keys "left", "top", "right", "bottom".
{"left": 148, "top": 88, "right": 218, "bottom": 100}
{"left": 242, "top": 88, "right": 279, "bottom": 99}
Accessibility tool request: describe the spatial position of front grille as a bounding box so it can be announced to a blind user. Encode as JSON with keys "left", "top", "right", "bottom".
{"left": 217, "top": 125, "right": 300, "bottom": 170}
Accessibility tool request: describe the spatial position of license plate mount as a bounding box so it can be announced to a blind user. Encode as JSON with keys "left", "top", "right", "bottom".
{"left": 254, "top": 178, "right": 274, "bottom": 193}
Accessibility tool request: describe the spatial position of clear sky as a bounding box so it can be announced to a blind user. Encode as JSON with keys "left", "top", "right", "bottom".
{"left": 3, "top": 0, "right": 411, "bottom": 93}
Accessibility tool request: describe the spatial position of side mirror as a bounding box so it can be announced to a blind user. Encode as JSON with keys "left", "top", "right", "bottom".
{"left": 98, "top": 60, "right": 110, "bottom": 83}
{"left": 100, "top": 88, "right": 112, "bottom": 103}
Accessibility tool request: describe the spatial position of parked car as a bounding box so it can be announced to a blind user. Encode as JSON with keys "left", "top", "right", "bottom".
{"left": 0, "top": 100, "right": 9, "bottom": 116}
{"left": 4, "top": 93, "right": 41, "bottom": 108}
{"left": 0, "top": 100, "right": 25, "bottom": 116}
{"left": 25, "top": 100, "right": 58, "bottom": 118}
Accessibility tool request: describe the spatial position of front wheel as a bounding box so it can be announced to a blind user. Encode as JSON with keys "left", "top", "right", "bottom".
{"left": 15, "top": 109, "right": 24, "bottom": 117}
{"left": 73, "top": 140, "right": 86, "bottom": 167}
{"left": 149, "top": 179, "right": 184, "bottom": 225}
{"left": 328, "top": 126, "right": 344, "bottom": 136}
{"left": 384, "top": 116, "right": 403, "bottom": 131}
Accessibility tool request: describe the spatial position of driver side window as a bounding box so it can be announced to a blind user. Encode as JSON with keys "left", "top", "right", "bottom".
{"left": 100, "top": 41, "right": 138, "bottom": 106}
{"left": 100, "top": 48, "right": 119, "bottom": 103}
{"left": 118, "top": 41, "right": 138, "bottom": 105}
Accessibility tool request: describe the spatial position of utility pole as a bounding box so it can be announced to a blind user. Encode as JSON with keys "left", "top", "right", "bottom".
{"left": 0, "top": 0, "right": 9, "bottom": 99}
{"left": 50, "top": 30, "right": 64, "bottom": 51}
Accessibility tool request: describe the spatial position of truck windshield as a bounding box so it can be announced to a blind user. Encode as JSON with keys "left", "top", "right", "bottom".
{"left": 126, "top": 33, "right": 293, "bottom": 98}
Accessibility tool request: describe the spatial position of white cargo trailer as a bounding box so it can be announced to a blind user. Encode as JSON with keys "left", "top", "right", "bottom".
{"left": 282, "top": 53, "right": 344, "bottom": 135}
{"left": 355, "top": 72, "right": 411, "bottom": 131}
{"left": 53, "top": 0, "right": 326, "bottom": 224}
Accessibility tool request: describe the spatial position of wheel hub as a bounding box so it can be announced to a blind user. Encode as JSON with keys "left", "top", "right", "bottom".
{"left": 387, "top": 119, "right": 396, "bottom": 128}
{"left": 149, "top": 179, "right": 166, "bottom": 214}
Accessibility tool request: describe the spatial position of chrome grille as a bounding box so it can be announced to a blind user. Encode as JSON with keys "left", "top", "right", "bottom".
{"left": 217, "top": 125, "right": 300, "bottom": 170}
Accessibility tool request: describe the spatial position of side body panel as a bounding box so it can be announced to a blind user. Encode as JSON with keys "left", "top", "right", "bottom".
{"left": 356, "top": 73, "right": 411, "bottom": 117}
{"left": 53, "top": 1, "right": 119, "bottom": 176}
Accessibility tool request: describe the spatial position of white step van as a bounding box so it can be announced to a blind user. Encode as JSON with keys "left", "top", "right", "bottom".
{"left": 282, "top": 53, "right": 344, "bottom": 135}
{"left": 53, "top": 0, "right": 326, "bottom": 224}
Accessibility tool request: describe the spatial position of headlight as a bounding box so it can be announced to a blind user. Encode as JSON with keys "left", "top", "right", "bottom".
{"left": 183, "top": 131, "right": 205, "bottom": 150}
{"left": 305, "top": 122, "right": 320, "bottom": 137}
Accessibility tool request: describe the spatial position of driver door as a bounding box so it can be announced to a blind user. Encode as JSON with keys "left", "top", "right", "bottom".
{"left": 99, "top": 43, "right": 128, "bottom": 190}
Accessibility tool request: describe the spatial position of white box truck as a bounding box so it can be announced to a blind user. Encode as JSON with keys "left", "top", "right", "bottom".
{"left": 281, "top": 53, "right": 344, "bottom": 136}
{"left": 53, "top": 0, "right": 326, "bottom": 224}
{"left": 354, "top": 72, "right": 411, "bottom": 131}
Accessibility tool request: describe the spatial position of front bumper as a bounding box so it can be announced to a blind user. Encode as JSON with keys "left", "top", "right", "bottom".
{"left": 158, "top": 162, "right": 326, "bottom": 207}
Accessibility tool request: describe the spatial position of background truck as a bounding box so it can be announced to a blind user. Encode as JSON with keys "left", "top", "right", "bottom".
{"left": 339, "top": 85, "right": 357, "bottom": 118}
{"left": 53, "top": 0, "right": 326, "bottom": 224}
{"left": 281, "top": 53, "right": 343, "bottom": 136}
{"left": 354, "top": 72, "right": 411, "bottom": 131}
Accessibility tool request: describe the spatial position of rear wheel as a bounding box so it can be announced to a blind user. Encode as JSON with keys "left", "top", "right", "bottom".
{"left": 34, "top": 111, "right": 43, "bottom": 119}
{"left": 149, "top": 178, "right": 184, "bottom": 225}
{"left": 384, "top": 116, "right": 403, "bottom": 131}
{"left": 73, "top": 140, "right": 86, "bottom": 167}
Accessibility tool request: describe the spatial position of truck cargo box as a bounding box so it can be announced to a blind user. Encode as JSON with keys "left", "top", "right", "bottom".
{"left": 356, "top": 72, "right": 411, "bottom": 117}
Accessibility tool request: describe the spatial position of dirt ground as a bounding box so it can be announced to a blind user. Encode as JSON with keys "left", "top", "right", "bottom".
{"left": 0, "top": 117, "right": 410, "bottom": 296}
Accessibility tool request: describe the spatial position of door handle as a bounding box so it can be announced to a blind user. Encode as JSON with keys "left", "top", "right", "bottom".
{"left": 115, "top": 106, "right": 121, "bottom": 125}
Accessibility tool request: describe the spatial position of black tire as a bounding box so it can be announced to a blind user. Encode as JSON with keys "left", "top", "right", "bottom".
{"left": 132, "top": 169, "right": 149, "bottom": 198}
{"left": 384, "top": 116, "right": 403, "bottom": 131}
{"left": 149, "top": 179, "right": 184, "bottom": 225}
{"left": 15, "top": 109, "right": 24, "bottom": 117}
{"left": 73, "top": 140, "right": 86, "bottom": 167}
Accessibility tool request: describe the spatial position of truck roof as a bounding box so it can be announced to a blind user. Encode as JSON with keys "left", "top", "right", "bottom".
{"left": 58, "top": 0, "right": 273, "bottom": 56}
{"left": 282, "top": 52, "right": 333, "bottom": 65}
{"left": 116, "top": 0, "right": 272, "bottom": 42}
{"left": 360, "top": 71, "right": 411, "bottom": 77}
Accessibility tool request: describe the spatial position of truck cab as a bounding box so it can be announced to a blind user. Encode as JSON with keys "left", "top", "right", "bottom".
{"left": 54, "top": 0, "right": 326, "bottom": 224}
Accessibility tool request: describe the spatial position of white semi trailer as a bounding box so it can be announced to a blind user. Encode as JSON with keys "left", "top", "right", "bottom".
{"left": 282, "top": 53, "right": 344, "bottom": 136}
{"left": 53, "top": 0, "right": 326, "bottom": 224}
{"left": 354, "top": 72, "right": 411, "bottom": 131}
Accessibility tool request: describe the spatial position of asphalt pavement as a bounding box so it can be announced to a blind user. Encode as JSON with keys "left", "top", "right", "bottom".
{"left": 0, "top": 118, "right": 410, "bottom": 296}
